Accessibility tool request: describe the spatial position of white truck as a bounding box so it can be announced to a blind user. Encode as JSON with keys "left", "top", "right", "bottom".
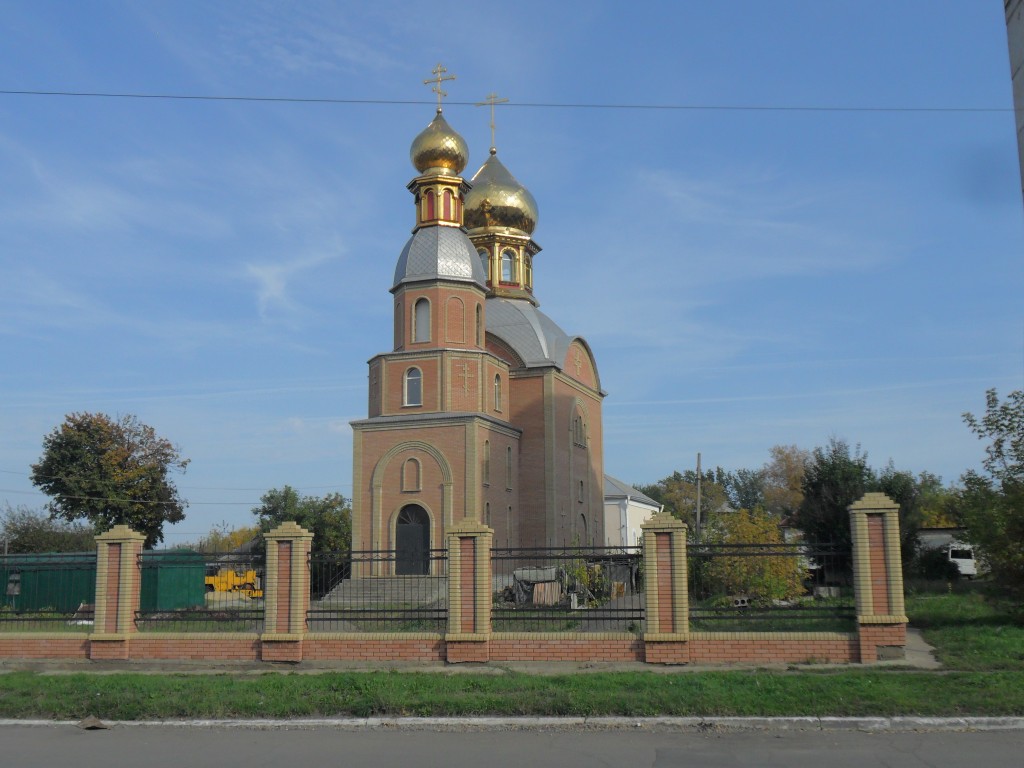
{"left": 947, "top": 542, "right": 977, "bottom": 579}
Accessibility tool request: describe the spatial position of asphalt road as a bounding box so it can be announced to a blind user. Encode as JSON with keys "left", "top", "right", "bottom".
{"left": 4, "top": 724, "right": 1023, "bottom": 768}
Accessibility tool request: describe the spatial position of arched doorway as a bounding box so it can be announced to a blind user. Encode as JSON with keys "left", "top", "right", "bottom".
{"left": 396, "top": 504, "right": 430, "bottom": 575}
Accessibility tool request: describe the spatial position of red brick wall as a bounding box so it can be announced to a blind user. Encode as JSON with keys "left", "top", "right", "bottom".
{"left": 303, "top": 637, "right": 445, "bottom": 661}
{"left": 0, "top": 636, "right": 90, "bottom": 659}
{"left": 688, "top": 635, "right": 858, "bottom": 664}
{"left": 858, "top": 624, "right": 906, "bottom": 663}
{"left": 489, "top": 637, "right": 643, "bottom": 662}
{"left": 868, "top": 514, "right": 891, "bottom": 616}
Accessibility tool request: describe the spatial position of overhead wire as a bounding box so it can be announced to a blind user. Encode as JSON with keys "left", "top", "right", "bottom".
{"left": 0, "top": 89, "right": 1013, "bottom": 114}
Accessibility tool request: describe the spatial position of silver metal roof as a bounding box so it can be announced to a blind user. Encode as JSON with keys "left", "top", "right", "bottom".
{"left": 485, "top": 297, "right": 573, "bottom": 368}
{"left": 603, "top": 474, "right": 661, "bottom": 508}
{"left": 392, "top": 226, "right": 486, "bottom": 290}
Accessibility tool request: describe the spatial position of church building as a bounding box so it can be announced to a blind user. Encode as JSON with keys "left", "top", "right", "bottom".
{"left": 350, "top": 90, "right": 606, "bottom": 573}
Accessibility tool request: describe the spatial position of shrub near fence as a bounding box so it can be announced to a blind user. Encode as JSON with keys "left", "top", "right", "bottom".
{"left": 688, "top": 542, "right": 855, "bottom": 633}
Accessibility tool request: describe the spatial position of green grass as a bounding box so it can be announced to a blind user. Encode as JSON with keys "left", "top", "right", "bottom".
{"left": 0, "top": 669, "right": 1022, "bottom": 720}
{"left": 905, "top": 589, "right": 1024, "bottom": 670}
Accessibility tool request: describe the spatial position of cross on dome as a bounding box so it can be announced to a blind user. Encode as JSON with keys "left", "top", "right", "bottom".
{"left": 475, "top": 92, "right": 509, "bottom": 153}
{"left": 424, "top": 63, "right": 456, "bottom": 112}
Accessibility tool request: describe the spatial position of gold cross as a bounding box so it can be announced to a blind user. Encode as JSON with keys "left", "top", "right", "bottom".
{"left": 475, "top": 92, "right": 509, "bottom": 151}
{"left": 424, "top": 62, "right": 456, "bottom": 110}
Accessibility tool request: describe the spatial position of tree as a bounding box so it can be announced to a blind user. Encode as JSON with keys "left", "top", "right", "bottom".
{"left": 702, "top": 507, "right": 805, "bottom": 604}
{"left": 638, "top": 469, "right": 730, "bottom": 534}
{"left": 0, "top": 504, "right": 95, "bottom": 553}
{"left": 792, "top": 438, "right": 874, "bottom": 568}
{"left": 252, "top": 486, "right": 352, "bottom": 554}
{"left": 192, "top": 522, "right": 260, "bottom": 553}
{"left": 30, "top": 413, "right": 188, "bottom": 548}
{"left": 958, "top": 389, "right": 1024, "bottom": 595}
{"left": 761, "top": 444, "right": 809, "bottom": 519}
{"left": 723, "top": 467, "right": 766, "bottom": 512}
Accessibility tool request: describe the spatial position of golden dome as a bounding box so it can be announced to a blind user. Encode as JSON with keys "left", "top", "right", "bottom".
{"left": 410, "top": 110, "right": 469, "bottom": 175}
{"left": 464, "top": 150, "right": 538, "bottom": 235}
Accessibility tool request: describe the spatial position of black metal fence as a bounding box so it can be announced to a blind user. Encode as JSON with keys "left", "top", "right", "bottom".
{"left": 307, "top": 549, "right": 448, "bottom": 632}
{"left": 0, "top": 552, "right": 97, "bottom": 632}
{"left": 134, "top": 550, "right": 265, "bottom": 632}
{"left": 687, "top": 542, "right": 855, "bottom": 632}
{"left": 491, "top": 546, "right": 644, "bottom": 633}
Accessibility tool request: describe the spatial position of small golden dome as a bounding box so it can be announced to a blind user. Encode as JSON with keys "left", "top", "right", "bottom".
{"left": 464, "top": 150, "right": 538, "bottom": 235}
{"left": 410, "top": 110, "right": 469, "bottom": 175}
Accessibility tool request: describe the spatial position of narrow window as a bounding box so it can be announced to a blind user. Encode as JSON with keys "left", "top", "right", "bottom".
{"left": 475, "top": 304, "right": 483, "bottom": 346}
{"left": 404, "top": 367, "right": 422, "bottom": 406}
{"left": 402, "top": 458, "right": 421, "bottom": 491}
{"left": 494, "top": 374, "right": 502, "bottom": 411}
{"left": 578, "top": 479, "right": 584, "bottom": 503}
{"left": 425, "top": 189, "right": 436, "bottom": 220}
{"left": 505, "top": 446, "right": 513, "bottom": 489}
{"left": 443, "top": 189, "right": 453, "bottom": 220}
{"left": 413, "top": 298, "right": 430, "bottom": 343}
{"left": 501, "top": 249, "right": 516, "bottom": 282}
{"left": 485, "top": 502, "right": 491, "bottom": 526}
{"left": 477, "top": 248, "right": 490, "bottom": 281}
{"left": 394, "top": 301, "right": 403, "bottom": 348}
{"left": 483, "top": 440, "right": 491, "bottom": 485}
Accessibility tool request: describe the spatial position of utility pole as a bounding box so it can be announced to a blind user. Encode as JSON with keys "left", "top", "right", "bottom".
{"left": 695, "top": 452, "right": 702, "bottom": 537}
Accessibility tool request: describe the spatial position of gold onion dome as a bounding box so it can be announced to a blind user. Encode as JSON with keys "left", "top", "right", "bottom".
{"left": 410, "top": 110, "right": 469, "bottom": 175}
{"left": 464, "top": 149, "right": 539, "bottom": 236}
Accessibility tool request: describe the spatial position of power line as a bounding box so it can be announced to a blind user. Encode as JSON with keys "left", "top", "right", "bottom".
{"left": 0, "top": 89, "right": 1012, "bottom": 114}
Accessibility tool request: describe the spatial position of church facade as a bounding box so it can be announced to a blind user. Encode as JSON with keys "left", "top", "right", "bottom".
{"left": 350, "top": 103, "right": 605, "bottom": 572}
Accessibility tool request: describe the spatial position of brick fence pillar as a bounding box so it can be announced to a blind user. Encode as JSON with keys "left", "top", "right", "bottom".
{"left": 641, "top": 512, "right": 690, "bottom": 664}
{"left": 849, "top": 492, "right": 908, "bottom": 662}
{"left": 445, "top": 521, "right": 492, "bottom": 663}
{"left": 89, "top": 525, "right": 146, "bottom": 660}
{"left": 260, "top": 521, "right": 314, "bottom": 663}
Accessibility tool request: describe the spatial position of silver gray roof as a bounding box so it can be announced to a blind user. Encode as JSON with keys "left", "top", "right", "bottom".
{"left": 485, "top": 297, "right": 573, "bottom": 368}
{"left": 392, "top": 226, "right": 486, "bottom": 290}
{"left": 604, "top": 475, "right": 661, "bottom": 507}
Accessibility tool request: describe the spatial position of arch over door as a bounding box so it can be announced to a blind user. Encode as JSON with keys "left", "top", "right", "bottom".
{"left": 396, "top": 504, "right": 430, "bottom": 575}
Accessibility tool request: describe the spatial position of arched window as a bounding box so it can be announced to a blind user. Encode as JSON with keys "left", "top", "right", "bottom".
{"left": 573, "top": 413, "right": 587, "bottom": 447}
{"left": 477, "top": 248, "right": 490, "bottom": 281}
{"left": 475, "top": 304, "right": 483, "bottom": 346}
{"left": 578, "top": 479, "right": 585, "bottom": 503}
{"left": 579, "top": 513, "right": 588, "bottom": 542}
{"left": 404, "top": 367, "right": 422, "bottom": 406}
{"left": 501, "top": 249, "right": 516, "bottom": 282}
{"left": 402, "top": 458, "right": 421, "bottom": 491}
{"left": 413, "top": 298, "right": 430, "bottom": 343}
{"left": 394, "top": 301, "right": 403, "bottom": 348}
{"left": 442, "top": 189, "right": 453, "bottom": 220}
{"left": 485, "top": 502, "right": 491, "bottom": 526}
{"left": 425, "top": 190, "right": 436, "bottom": 220}
{"left": 494, "top": 374, "right": 502, "bottom": 411}
{"left": 505, "top": 446, "right": 513, "bottom": 489}
{"left": 483, "top": 440, "right": 491, "bottom": 485}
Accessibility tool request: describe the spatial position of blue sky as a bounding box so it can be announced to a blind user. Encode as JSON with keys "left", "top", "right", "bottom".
{"left": 1, "top": 1, "right": 1021, "bottom": 544}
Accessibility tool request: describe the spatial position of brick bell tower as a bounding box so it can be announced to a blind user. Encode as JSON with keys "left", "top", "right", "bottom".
{"left": 350, "top": 67, "right": 522, "bottom": 574}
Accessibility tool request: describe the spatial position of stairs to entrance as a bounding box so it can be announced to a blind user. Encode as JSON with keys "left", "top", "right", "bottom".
{"left": 319, "top": 576, "right": 448, "bottom": 607}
